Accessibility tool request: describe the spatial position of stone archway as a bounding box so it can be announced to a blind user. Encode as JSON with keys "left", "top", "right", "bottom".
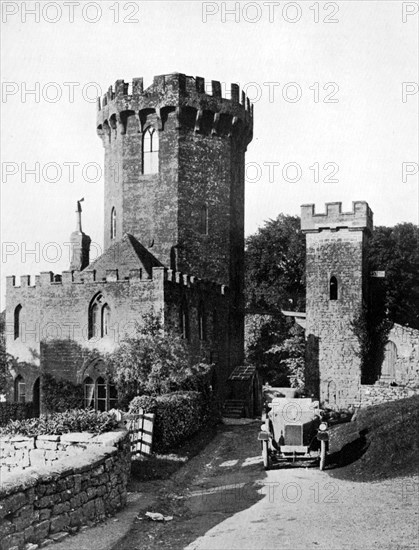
{"left": 381, "top": 341, "right": 397, "bottom": 380}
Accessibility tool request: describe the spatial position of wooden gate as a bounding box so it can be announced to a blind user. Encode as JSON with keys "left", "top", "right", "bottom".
{"left": 111, "top": 409, "right": 155, "bottom": 456}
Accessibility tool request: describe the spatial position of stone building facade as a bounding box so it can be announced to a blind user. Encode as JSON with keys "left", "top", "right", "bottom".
{"left": 5, "top": 73, "right": 253, "bottom": 412}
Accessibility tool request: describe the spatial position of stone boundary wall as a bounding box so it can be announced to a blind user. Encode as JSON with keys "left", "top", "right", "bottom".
{"left": 360, "top": 385, "right": 419, "bottom": 408}
{"left": 0, "top": 430, "right": 130, "bottom": 550}
{"left": 0, "top": 431, "right": 127, "bottom": 475}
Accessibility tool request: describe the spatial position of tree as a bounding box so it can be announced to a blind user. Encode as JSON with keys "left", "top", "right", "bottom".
{"left": 368, "top": 223, "right": 419, "bottom": 329}
{"left": 106, "top": 312, "right": 212, "bottom": 407}
{"left": 245, "top": 214, "right": 306, "bottom": 314}
{"left": 245, "top": 214, "right": 306, "bottom": 386}
{"left": 267, "top": 324, "right": 306, "bottom": 389}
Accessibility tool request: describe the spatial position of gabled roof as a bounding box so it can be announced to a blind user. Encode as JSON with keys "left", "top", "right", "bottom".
{"left": 228, "top": 365, "right": 257, "bottom": 382}
{"left": 81, "top": 233, "right": 163, "bottom": 280}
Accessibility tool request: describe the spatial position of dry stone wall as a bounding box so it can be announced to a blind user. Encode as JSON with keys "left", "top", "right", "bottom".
{"left": 0, "top": 430, "right": 130, "bottom": 550}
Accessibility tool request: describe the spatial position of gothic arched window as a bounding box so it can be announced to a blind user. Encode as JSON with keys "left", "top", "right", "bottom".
{"left": 111, "top": 208, "right": 116, "bottom": 240}
{"left": 14, "top": 304, "right": 22, "bottom": 339}
{"left": 101, "top": 304, "right": 110, "bottom": 337}
{"left": 14, "top": 375, "right": 26, "bottom": 403}
{"left": 83, "top": 376, "right": 117, "bottom": 411}
{"left": 88, "top": 293, "right": 106, "bottom": 339}
{"left": 84, "top": 376, "right": 95, "bottom": 408}
{"left": 330, "top": 276, "right": 338, "bottom": 301}
{"left": 143, "top": 127, "right": 159, "bottom": 174}
{"left": 199, "top": 204, "right": 209, "bottom": 235}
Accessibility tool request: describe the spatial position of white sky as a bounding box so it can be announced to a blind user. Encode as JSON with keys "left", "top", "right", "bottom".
{"left": 1, "top": 0, "right": 418, "bottom": 309}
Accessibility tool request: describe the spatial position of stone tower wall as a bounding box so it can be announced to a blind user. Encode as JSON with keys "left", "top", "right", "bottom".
{"left": 301, "top": 201, "right": 373, "bottom": 408}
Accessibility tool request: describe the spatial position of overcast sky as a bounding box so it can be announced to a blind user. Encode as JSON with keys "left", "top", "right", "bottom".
{"left": 1, "top": 0, "right": 418, "bottom": 308}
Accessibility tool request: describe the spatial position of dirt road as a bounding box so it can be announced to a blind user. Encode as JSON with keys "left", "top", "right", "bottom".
{"left": 56, "top": 421, "right": 418, "bottom": 550}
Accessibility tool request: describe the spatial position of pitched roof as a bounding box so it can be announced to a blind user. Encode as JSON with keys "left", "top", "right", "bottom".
{"left": 228, "top": 365, "right": 257, "bottom": 382}
{"left": 80, "top": 233, "right": 163, "bottom": 280}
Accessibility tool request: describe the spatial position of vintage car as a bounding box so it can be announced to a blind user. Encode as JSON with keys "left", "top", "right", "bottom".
{"left": 258, "top": 387, "right": 329, "bottom": 470}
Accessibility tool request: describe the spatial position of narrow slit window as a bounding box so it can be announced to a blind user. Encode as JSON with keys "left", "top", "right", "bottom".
{"left": 84, "top": 377, "right": 95, "bottom": 409}
{"left": 111, "top": 208, "right": 116, "bottom": 240}
{"left": 14, "top": 304, "right": 22, "bottom": 339}
{"left": 330, "top": 276, "right": 338, "bottom": 300}
{"left": 143, "top": 127, "right": 159, "bottom": 174}
{"left": 101, "top": 304, "right": 110, "bottom": 337}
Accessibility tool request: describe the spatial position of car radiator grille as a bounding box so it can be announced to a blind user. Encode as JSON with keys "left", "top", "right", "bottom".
{"left": 284, "top": 424, "right": 303, "bottom": 446}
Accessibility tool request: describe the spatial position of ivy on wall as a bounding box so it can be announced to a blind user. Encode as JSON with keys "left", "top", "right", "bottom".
{"left": 41, "top": 373, "right": 83, "bottom": 413}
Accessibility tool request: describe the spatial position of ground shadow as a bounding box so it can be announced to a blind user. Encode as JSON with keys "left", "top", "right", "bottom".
{"left": 326, "top": 428, "right": 370, "bottom": 469}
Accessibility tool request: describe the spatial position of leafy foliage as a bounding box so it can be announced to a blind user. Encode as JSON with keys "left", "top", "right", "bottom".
{"left": 0, "top": 408, "right": 119, "bottom": 436}
{"left": 41, "top": 373, "right": 84, "bottom": 413}
{"left": 245, "top": 214, "right": 305, "bottom": 313}
{"left": 129, "top": 391, "right": 217, "bottom": 453}
{"left": 0, "top": 310, "right": 14, "bottom": 395}
{"left": 107, "top": 312, "right": 213, "bottom": 406}
{"left": 368, "top": 223, "right": 419, "bottom": 329}
{"left": 267, "top": 324, "right": 306, "bottom": 389}
{"left": 0, "top": 402, "right": 34, "bottom": 426}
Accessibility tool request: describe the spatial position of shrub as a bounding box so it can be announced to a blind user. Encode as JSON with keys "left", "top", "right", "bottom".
{"left": 0, "top": 402, "right": 34, "bottom": 426}
{"left": 0, "top": 408, "right": 120, "bottom": 436}
{"left": 42, "top": 373, "right": 84, "bottom": 413}
{"left": 129, "top": 391, "right": 218, "bottom": 453}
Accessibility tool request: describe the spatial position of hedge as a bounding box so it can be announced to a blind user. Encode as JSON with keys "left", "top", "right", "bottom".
{"left": 129, "top": 391, "right": 218, "bottom": 453}
{"left": 0, "top": 408, "right": 120, "bottom": 436}
{"left": 0, "top": 402, "right": 34, "bottom": 427}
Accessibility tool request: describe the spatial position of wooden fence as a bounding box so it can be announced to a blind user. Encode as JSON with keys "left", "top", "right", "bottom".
{"left": 110, "top": 409, "right": 155, "bottom": 456}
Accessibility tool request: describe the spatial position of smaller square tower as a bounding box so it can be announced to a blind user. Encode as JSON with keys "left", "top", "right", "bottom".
{"left": 301, "top": 201, "right": 373, "bottom": 408}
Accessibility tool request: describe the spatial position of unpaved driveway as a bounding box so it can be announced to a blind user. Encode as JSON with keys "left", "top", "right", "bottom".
{"left": 56, "top": 421, "right": 418, "bottom": 550}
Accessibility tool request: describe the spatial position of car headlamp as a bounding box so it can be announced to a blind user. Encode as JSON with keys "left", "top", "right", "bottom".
{"left": 319, "top": 422, "right": 328, "bottom": 431}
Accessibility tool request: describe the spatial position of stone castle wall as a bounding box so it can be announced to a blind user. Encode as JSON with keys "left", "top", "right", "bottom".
{"left": 0, "top": 431, "right": 130, "bottom": 550}
{"left": 302, "top": 202, "right": 372, "bottom": 408}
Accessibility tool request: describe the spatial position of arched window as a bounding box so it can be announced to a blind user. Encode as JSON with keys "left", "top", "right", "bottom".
{"left": 14, "top": 304, "right": 22, "bottom": 339}
{"left": 111, "top": 208, "right": 116, "bottom": 240}
{"left": 180, "top": 300, "right": 189, "bottom": 339}
{"left": 143, "top": 127, "right": 159, "bottom": 174}
{"left": 14, "top": 375, "right": 26, "bottom": 403}
{"left": 83, "top": 376, "right": 117, "bottom": 411}
{"left": 199, "top": 204, "right": 209, "bottom": 235}
{"left": 330, "top": 276, "right": 338, "bottom": 300}
{"left": 198, "top": 302, "right": 206, "bottom": 341}
{"left": 101, "top": 304, "right": 110, "bottom": 337}
{"left": 84, "top": 377, "right": 95, "bottom": 408}
{"left": 88, "top": 293, "right": 105, "bottom": 339}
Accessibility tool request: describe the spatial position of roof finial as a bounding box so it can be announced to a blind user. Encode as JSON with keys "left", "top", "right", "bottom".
{"left": 76, "top": 198, "right": 84, "bottom": 232}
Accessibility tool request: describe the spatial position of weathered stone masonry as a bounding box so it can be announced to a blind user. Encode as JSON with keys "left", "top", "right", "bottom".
{"left": 5, "top": 73, "right": 254, "bottom": 409}
{"left": 0, "top": 431, "right": 130, "bottom": 550}
{"left": 301, "top": 201, "right": 373, "bottom": 408}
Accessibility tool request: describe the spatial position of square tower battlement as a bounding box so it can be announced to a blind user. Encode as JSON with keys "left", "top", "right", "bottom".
{"left": 301, "top": 201, "right": 373, "bottom": 233}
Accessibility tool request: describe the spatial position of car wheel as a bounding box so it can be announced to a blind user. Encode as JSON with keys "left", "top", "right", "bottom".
{"left": 262, "top": 440, "right": 270, "bottom": 470}
{"left": 319, "top": 439, "right": 327, "bottom": 471}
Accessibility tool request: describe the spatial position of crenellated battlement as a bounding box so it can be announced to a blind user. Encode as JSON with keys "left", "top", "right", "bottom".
{"left": 301, "top": 201, "right": 373, "bottom": 234}
{"left": 6, "top": 267, "right": 229, "bottom": 296}
{"left": 96, "top": 72, "right": 253, "bottom": 143}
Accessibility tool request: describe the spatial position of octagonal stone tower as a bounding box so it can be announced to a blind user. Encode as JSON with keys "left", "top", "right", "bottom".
{"left": 96, "top": 73, "right": 253, "bottom": 290}
{"left": 301, "top": 201, "right": 373, "bottom": 408}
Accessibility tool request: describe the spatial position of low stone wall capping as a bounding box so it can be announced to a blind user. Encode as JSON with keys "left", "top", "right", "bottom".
{"left": 360, "top": 384, "right": 419, "bottom": 408}
{"left": 0, "top": 430, "right": 130, "bottom": 550}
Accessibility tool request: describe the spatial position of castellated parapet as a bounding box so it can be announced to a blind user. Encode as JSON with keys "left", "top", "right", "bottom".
{"left": 301, "top": 201, "right": 373, "bottom": 233}
{"left": 96, "top": 73, "right": 253, "bottom": 144}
